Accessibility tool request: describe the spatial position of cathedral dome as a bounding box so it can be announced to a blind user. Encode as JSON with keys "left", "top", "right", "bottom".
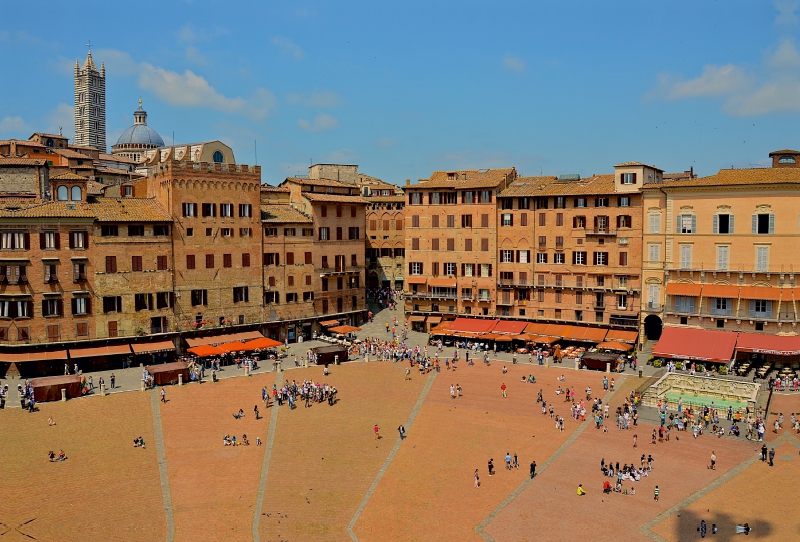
{"left": 116, "top": 123, "right": 165, "bottom": 146}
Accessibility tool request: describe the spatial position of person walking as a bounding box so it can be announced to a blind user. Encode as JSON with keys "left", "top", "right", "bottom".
{"left": 513, "top": 453, "right": 519, "bottom": 469}
{"left": 160, "top": 388, "right": 166, "bottom": 403}
{"left": 529, "top": 460, "right": 537, "bottom": 478}
{"left": 474, "top": 469, "right": 480, "bottom": 488}
{"left": 761, "top": 444, "right": 768, "bottom": 462}
{"left": 110, "top": 373, "right": 116, "bottom": 389}
{"left": 405, "top": 368, "right": 411, "bottom": 380}
{"left": 505, "top": 452, "right": 512, "bottom": 470}
{"left": 654, "top": 485, "right": 660, "bottom": 501}
{"left": 398, "top": 425, "right": 406, "bottom": 440}
{"left": 374, "top": 424, "right": 380, "bottom": 440}
{"left": 768, "top": 448, "right": 775, "bottom": 467}
{"left": 488, "top": 458, "right": 495, "bottom": 476}
{"left": 708, "top": 451, "right": 716, "bottom": 470}
{"left": 254, "top": 405, "right": 260, "bottom": 420}
{"left": 633, "top": 434, "right": 638, "bottom": 448}
{"left": 501, "top": 383, "right": 507, "bottom": 398}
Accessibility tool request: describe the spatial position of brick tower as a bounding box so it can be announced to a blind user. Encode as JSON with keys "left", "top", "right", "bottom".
{"left": 74, "top": 50, "right": 106, "bottom": 151}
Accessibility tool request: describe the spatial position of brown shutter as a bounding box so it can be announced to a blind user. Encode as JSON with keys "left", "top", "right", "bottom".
{"left": 68, "top": 232, "right": 74, "bottom": 249}
{"left": 632, "top": 172, "right": 637, "bottom": 184}
{"left": 23, "top": 232, "right": 29, "bottom": 250}
{"left": 71, "top": 298, "right": 77, "bottom": 315}
{"left": 39, "top": 232, "right": 45, "bottom": 249}
{"left": 461, "top": 263, "right": 465, "bottom": 275}
{"left": 488, "top": 264, "right": 492, "bottom": 277}
{"left": 55, "top": 233, "right": 60, "bottom": 249}
{"left": 41, "top": 300, "right": 47, "bottom": 316}
{"left": 85, "top": 298, "right": 91, "bottom": 314}
{"left": 57, "top": 299, "right": 63, "bottom": 316}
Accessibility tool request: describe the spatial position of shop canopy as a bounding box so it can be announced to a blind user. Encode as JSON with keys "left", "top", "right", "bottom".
{"left": 242, "top": 337, "right": 282, "bottom": 350}
{"left": 735, "top": 332, "right": 800, "bottom": 356}
{"left": 739, "top": 286, "right": 782, "bottom": 301}
{"left": 494, "top": 335, "right": 513, "bottom": 342}
{"left": 702, "top": 284, "right": 740, "bottom": 299}
{"left": 653, "top": 327, "right": 737, "bottom": 363}
{"left": 0, "top": 350, "right": 67, "bottom": 362}
{"left": 319, "top": 320, "right": 340, "bottom": 327}
{"left": 217, "top": 342, "right": 249, "bottom": 353}
{"left": 69, "top": 344, "right": 132, "bottom": 359}
{"left": 406, "top": 277, "right": 427, "bottom": 285}
{"left": 447, "top": 318, "right": 499, "bottom": 334}
{"left": 562, "top": 326, "right": 608, "bottom": 343}
{"left": 131, "top": 340, "right": 176, "bottom": 354}
{"left": 408, "top": 315, "right": 426, "bottom": 323}
{"left": 185, "top": 331, "right": 264, "bottom": 347}
{"left": 604, "top": 330, "right": 639, "bottom": 344}
{"left": 329, "top": 325, "right": 361, "bottom": 334}
{"left": 528, "top": 334, "right": 559, "bottom": 344}
{"left": 491, "top": 320, "right": 528, "bottom": 335}
{"left": 188, "top": 345, "right": 224, "bottom": 357}
{"left": 524, "top": 323, "right": 550, "bottom": 335}
{"left": 543, "top": 324, "right": 570, "bottom": 338}
{"left": 426, "top": 316, "right": 442, "bottom": 324}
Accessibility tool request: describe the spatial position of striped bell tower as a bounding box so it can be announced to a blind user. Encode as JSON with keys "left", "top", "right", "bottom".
{"left": 74, "top": 49, "right": 106, "bottom": 151}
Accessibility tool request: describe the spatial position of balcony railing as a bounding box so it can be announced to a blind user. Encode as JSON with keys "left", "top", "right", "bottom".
{"left": 646, "top": 302, "right": 660, "bottom": 310}
{"left": 585, "top": 228, "right": 617, "bottom": 236}
{"left": 316, "top": 265, "right": 362, "bottom": 275}
{"left": 497, "top": 279, "right": 529, "bottom": 287}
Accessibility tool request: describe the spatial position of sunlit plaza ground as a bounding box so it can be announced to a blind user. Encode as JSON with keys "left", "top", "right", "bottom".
{"left": 2, "top": 311, "right": 799, "bottom": 541}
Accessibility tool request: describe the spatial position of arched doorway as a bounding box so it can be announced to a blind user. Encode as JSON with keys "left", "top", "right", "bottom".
{"left": 644, "top": 314, "right": 663, "bottom": 341}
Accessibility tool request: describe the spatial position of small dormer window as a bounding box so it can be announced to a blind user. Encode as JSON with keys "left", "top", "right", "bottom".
{"left": 46, "top": 138, "right": 54, "bottom": 147}
{"left": 779, "top": 156, "right": 796, "bottom": 164}
{"left": 71, "top": 186, "right": 82, "bottom": 201}
{"left": 447, "top": 172, "right": 456, "bottom": 180}
{"left": 622, "top": 173, "right": 636, "bottom": 184}
{"left": 123, "top": 186, "right": 133, "bottom": 197}
{"left": 213, "top": 150, "right": 224, "bottom": 163}
{"left": 77, "top": 160, "right": 84, "bottom": 166}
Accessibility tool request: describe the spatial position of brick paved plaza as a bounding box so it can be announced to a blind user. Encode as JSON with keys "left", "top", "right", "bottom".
{"left": 2, "top": 312, "right": 799, "bottom": 541}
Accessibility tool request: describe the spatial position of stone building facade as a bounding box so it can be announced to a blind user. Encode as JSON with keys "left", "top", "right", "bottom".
{"left": 641, "top": 150, "right": 800, "bottom": 342}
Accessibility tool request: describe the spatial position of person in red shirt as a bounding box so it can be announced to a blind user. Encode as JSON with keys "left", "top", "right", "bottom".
{"left": 374, "top": 424, "right": 380, "bottom": 440}
{"left": 501, "top": 383, "right": 507, "bottom": 398}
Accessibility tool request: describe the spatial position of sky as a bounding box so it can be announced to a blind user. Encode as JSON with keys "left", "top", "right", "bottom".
{"left": 1, "top": 1, "right": 800, "bottom": 184}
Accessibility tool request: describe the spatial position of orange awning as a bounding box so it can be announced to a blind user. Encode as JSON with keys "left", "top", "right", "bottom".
{"left": 320, "top": 320, "right": 340, "bottom": 327}
{"left": 185, "top": 331, "right": 264, "bottom": 347}
{"left": 482, "top": 333, "right": 500, "bottom": 340}
{"left": 242, "top": 337, "right": 282, "bottom": 350}
{"left": 524, "top": 323, "right": 550, "bottom": 335}
{"left": 131, "top": 340, "right": 176, "bottom": 354}
{"left": 605, "top": 330, "right": 638, "bottom": 344}
{"left": 494, "top": 335, "right": 513, "bottom": 341}
{"left": 426, "top": 316, "right": 442, "bottom": 324}
{"left": 702, "top": 284, "right": 740, "bottom": 299}
{"left": 739, "top": 286, "right": 781, "bottom": 301}
{"left": 408, "top": 315, "right": 426, "bottom": 322}
{"left": 0, "top": 350, "right": 68, "bottom": 362}
{"left": 218, "top": 341, "right": 249, "bottom": 353}
{"left": 69, "top": 344, "right": 132, "bottom": 359}
{"left": 406, "top": 277, "right": 427, "bottom": 284}
{"left": 563, "top": 326, "right": 608, "bottom": 342}
{"left": 529, "top": 334, "right": 558, "bottom": 344}
{"left": 428, "top": 278, "right": 457, "bottom": 288}
{"left": 665, "top": 282, "right": 702, "bottom": 296}
{"left": 543, "top": 324, "right": 570, "bottom": 338}
{"left": 329, "top": 325, "right": 361, "bottom": 334}
{"left": 188, "top": 345, "right": 224, "bottom": 357}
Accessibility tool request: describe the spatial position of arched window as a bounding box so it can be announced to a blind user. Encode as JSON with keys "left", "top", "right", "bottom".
{"left": 779, "top": 156, "right": 796, "bottom": 164}
{"left": 57, "top": 186, "right": 68, "bottom": 201}
{"left": 213, "top": 150, "right": 224, "bottom": 163}
{"left": 71, "top": 186, "right": 82, "bottom": 201}
{"left": 45, "top": 138, "right": 54, "bottom": 148}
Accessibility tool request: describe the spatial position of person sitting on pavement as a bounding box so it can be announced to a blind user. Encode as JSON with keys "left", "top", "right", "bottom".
{"left": 576, "top": 484, "right": 586, "bottom": 496}
{"left": 233, "top": 408, "right": 245, "bottom": 419}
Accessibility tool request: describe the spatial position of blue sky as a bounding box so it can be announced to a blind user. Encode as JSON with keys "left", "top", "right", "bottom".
{"left": 1, "top": 1, "right": 799, "bottom": 184}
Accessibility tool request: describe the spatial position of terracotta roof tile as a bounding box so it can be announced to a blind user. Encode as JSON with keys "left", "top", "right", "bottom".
{"left": 0, "top": 158, "right": 47, "bottom": 166}
{"left": 0, "top": 201, "right": 95, "bottom": 218}
{"left": 768, "top": 149, "right": 800, "bottom": 156}
{"left": 52, "top": 148, "right": 93, "bottom": 159}
{"left": 302, "top": 193, "right": 368, "bottom": 204}
{"left": 99, "top": 153, "right": 139, "bottom": 164}
{"left": 415, "top": 168, "right": 517, "bottom": 189}
{"left": 0, "top": 139, "right": 45, "bottom": 147}
{"left": 51, "top": 172, "right": 89, "bottom": 181}
{"left": 650, "top": 167, "right": 800, "bottom": 189}
{"left": 284, "top": 177, "right": 351, "bottom": 188}
{"left": 89, "top": 198, "right": 172, "bottom": 222}
{"left": 260, "top": 185, "right": 290, "bottom": 192}
{"left": 614, "top": 161, "right": 663, "bottom": 171}
{"left": 500, "top": 174, "right": 617, "bottom": 197}
{"left": 367, "top": 195, "right": 406, "bottom": 203}
{"left": 260, "top": 204, "right": 312, "bottom": 223}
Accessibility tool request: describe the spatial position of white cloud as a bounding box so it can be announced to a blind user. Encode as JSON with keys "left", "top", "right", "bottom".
{"left": 286, "top": 89, "right": 342, "bottom": 107}
{"left": 320, "top": 148, "right": 358, "bottom": 163}
{"left": 88, "top": 49, "right": 274, "bottom": 119}
{"left": 272, "top": 37, "right": 305, "bottom": 59}
{"left": 775, "top": 0, "right": 799, "bottom": 26}
{"left": 725, "top": 80, "right": 800, "bottom": 115}
{"left": 768, "top": 38, "right": 800, "bottom": 69}
{"left": 659, "top": 64, "right": 753, "bottom": 99}
{"left": 502, "top": 56, "right": 525, "bottom": 74}
{"left": 375, "top": 136, "right": 400, "bottom": 148}
{"left": 175, "top": 24, "right": 227, "bottom": 43}
{"left": 46, "top": 104, "right": 73, "bottom": 138}
{"left": 297, "top": 113, "right": 339, "bottom": 132}
{"left": 0, "top": 116, "right": 30, "bottom": 134}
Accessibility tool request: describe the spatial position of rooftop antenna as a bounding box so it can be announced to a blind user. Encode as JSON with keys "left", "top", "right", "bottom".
{"left": 86, "top": 40, "right": 92, "bottom": 52}
{"left": 172, "top": 131, "right": 175, "bottom": 146}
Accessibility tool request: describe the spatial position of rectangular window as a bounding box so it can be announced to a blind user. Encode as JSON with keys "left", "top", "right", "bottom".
{"left": 538, "top": 213, "right": 546, "bottom": 227}
{"left": 319, "top": 227, "right": 330, "bottom": 241}
{"left": 573, "top": 252, "right": 587, "bottom": 265}
{"left": 481, "top": 214, "right": 489, "bottom": 228}
{"left": 554, "top": 253, "right": 565, "bottom": 264}
{"left": 100, "top": 225, "right": 118, "bottom": 237}
{"left": 595, "top": 197, "right": 609, "bottom": 207}
{"left": 618, "top": 197, "right": 630, "bottom": 207}
{"left": 102, "top": 296, "right": 122, "bottom": 313}
{"left": 649, "top": 214, "right": 661, "bottom": 234}
{"left": 502, "top": 250, "right": 513, "bottom": 263}
{"left": 412, "top": 215, "right": 420, "bottom": 228}
{"left": 622, "top": 172, "right": 636, "bottom": 184}
{"left": 131, "top": 255, "right": 143, "bottom": 272}
{"left": 501, "top": 198, "right": 513, "bottom": 210}
{"left": 191, "top": 289, "right": 208, "bottom": 306}
{"left": 105, "top": 256, "right": 117, "bottom": 273}
{"left": 128, "top": 225, "right": 144, "bottom": 236}
{"left": 753, "top": 213, "right": 775, "bottom": 235}
{"left": 348, "top": 227, "right": 360, "bottom": 240}
{"left": 240, "top": 228, "right": 251, "bottom": 237}
{"left": 480, "top": 191, "right": 491, "bottom": 204}
{"left": 648, "top": 244, "right": 660, "bottom": 262}
{"left": 464, "top": 238, "right": 472, "bottom": 251}
{"left": 153, "top": 225, "right": 169, "bottom": 236}
{"left": 520, "top": 213, "right": 527, "bottom": 227}
{"left": 302, "top": 228, "right": 313, "bottom": 236}
{"left": 206, "top": 254, "right": 215, "bottom": 268}
{"left": 201, "top": 203, "right": 216, "bottom": 217}
{"left": 618, "top": 215, "right": 632, "bottom": 228}
{"left": 134, "top": 293, "right": 153, "bottom": 311}
{"left": 284, "top": 228, "right": 296, "bottom": 237}
{"left": 536, "top": 253, "right": 547, "bottom": 264}
{"left": 717, "top": 245, "right": 729, "bottom": 271}
{"left": 446, "top": 238, "right": 455, "bottom": 251}
{"left": 396, "top": 219, "right": 403, "bottom": 230}
{"left": 223, "top": 254, "right": 232, "bottom": 268}
{"left": 714, "top": 214, "right": 734, "bottom": 234}
{"left": 518, "top": 250, "right": 529, "bottom": 263}
{"left": 446, "top": 215, "right": 455, "bottom": 228}
{"left": 233, "top": 286, "right": 249, "bottom": 303}
{"left": 574, "top": 198, "right": 587, "bottom": 208}
{"left": 518, "top": 197, "right": 530, "bottom": 209}
{"left": 156, "top": 292, "right": 172, "bottom": 309}
{"left": 674, "top": 295, "right": 695, "bottom": 314}
{"left": 619, "top": 252, "right": 628, "bottom": 266}
{"left": 351, "top": 254, "right": 358, "bottom": 266}
{"left": 481, "top": 238, "right": 489, "bottom": 251}
{"left": 554, "top": 196, "right": 566, "bottom": 209}
{"left": 411, "top": 193, "right": 422, "bottom": 205}
{"left": 410, "top": 262, "right": 423, "bottom": 275}
{"left": 351, "top": 206, "right": 357, "bottom": 218}
{"left": 502, "top": 213, "right": 513, "bottom": 226}
{"left": 480, "top": 264, "right": 491, "bottom": 277}
{"left": 680, "top": 245, "right": 692, "bottom": 269}
{"left": 712, "top": 297, "right": 731, "bottom": 316}
{"left": 593, "top": 252, "right": 608, "bottom": 266}
{"left": 749, "top": 299, "right": 772, "bottom": 318}
{"left": 182, "top": 203, "right": 197, "bottom": 217}
{"left": 239, "top": 204, "right": 252, "bottom": 217}
{"left": 70, "top": 231, "right": 86, "bottom": 249}
{"left": 464, "top": 263, "right": 474, "bottom": 277}
{"left": 444, "top": 262, "right": 456, "bottom": 275}
{"left": 432, "top": 239, "right": 439, "bottom": 251}
{"left": 756, "top": 246, "right": 768, "bottom": 272}
{"left": 431, "top": 193, "right": 441, "bottom": 205}
{"left": 461, "top": 214, "right": 473, "bottom": 228}
{"left": 321, "top": 206, "right": 328, "bottom": 217}
{"left": 264, "top": 228, "right": 278, "bottom": 237}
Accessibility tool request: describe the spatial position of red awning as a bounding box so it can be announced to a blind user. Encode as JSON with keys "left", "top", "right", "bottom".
{"left": 0, "top": 350, "right": 68, "bottom": 362}
{"left": 653, "top": 327, "right": 737, "bottom": 363}
{"left": 185, "top": 331, "right": 264, "bottom": 347}
{"left": 69, "top": 344, "right": 133, "bottom": 359}
{"left": 739, "top": 286, "right": 781, "bottom": 301}
{"left": 736, "top": 332, "right": 800, "bottom": 356}
{"left": 447, "top": 318, "right": 499, "bottom": 334}
{"left": 562, "top": 326, "right": 608, "bottom": 343}
{"left": 491, "top": 320, "right": 528, "bottom": 335}
{"left": 605, "top": 330, "right": 639, "bottom": 344}
{"left": 665, "top": 282, "right": 702, "bottom": 296}
{"left": 702, "top": 284, "right": 740, "bottom": 299}
{"left": 524, "top": 323, "right": 550, "bottom": 335}
{"left": 543, "top": 324, "right": 570, "bottom": 338}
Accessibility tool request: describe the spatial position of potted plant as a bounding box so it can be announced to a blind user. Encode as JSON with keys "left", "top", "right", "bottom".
{"left": 135, "top": 327, "right": 147, "bottom": 337}
{"left": 717, "top": 365, "right": 728, "bottom": 375}
{"left": 675, "top": 361, "right": 684, "bottom": 370}
{"left": 653, "top": 359, "right": 662, "bottom": 368}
